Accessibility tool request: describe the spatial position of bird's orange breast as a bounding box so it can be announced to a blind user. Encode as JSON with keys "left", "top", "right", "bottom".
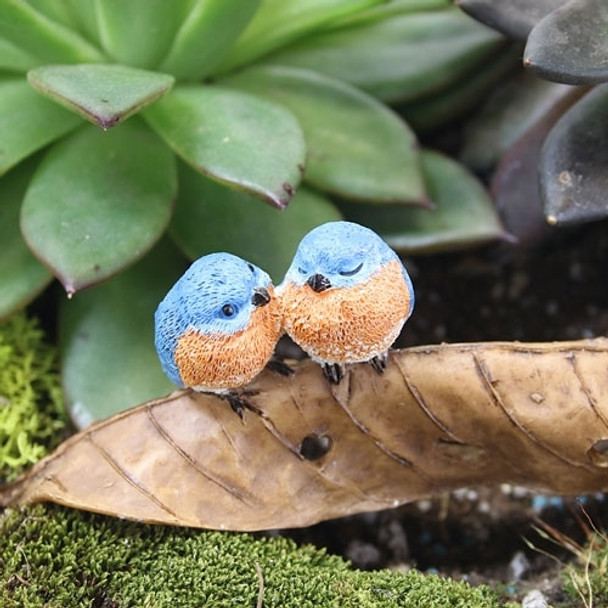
{"left": 280, "top": 259, "right": 412, "bottom": 364}
{"left": 174, "top": 287, "right": 282, "bottom": 391}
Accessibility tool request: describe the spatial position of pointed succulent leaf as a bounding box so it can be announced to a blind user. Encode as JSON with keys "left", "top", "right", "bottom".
{"left": 461, "top": 72, "right": 585, "bottom": 171}
{"left": 525, "top": 0, "right": 608, "bottom": 84}
{"left": 144, "top": 85, "right": 305, "bottom": 209}
{"left": 171, "top": 162, "right": 341, "bottom": 281}
{"left": 341, "top": 150, "right": 508, "bottom": 252}
{"left": 0, "top": 37, "right": 38, "bottom": 72}
{"left": 540, "top": 85, "right": 608, "bottom": 225}
{"left": 455, "top": 0, "right": 566, "bottom": 39}
{"left": 333, "top": 0, "right": 452, "bottom": 28}
{"left": 60, "top": 240, "right": 182, "bottom": 428}
{"left": 0, "top": 159, "right": 53, "bottom": 320}
{"left": 0, "top": 0, "right": 105, "bottom": 64}
{"left": 400, "top": 44, "right": 521, "bottom": 131}
{"left": 224, "top": 65, "right": 426, "bottom": 205}
{"left": 490, "top": 115, "right": 561, "bottom": 247}
{"left": 28, "top": 64, "right": 175, "bottom": 129}
{"left": 25, "top": 0, "right": 81, "bottom": 31}
{"left": 95, "top": 0, "right": 192, "bottom": 69}
{"left": 262, "top": 7, "right": 507, "bottom": 103}
{"left": 20, "top": 121, "right": 177, "bottom": 295}
{"left": 61, "top": 0, "right": 102, "bottom": 46}
{"left": 0, "top": 78, "right": 81, "bottom": 175}
{"left": 218, "top": 0, "right": 384, "bottom": 72}
{"left": 159, "top": 0, "right": 261, "bottom": 80}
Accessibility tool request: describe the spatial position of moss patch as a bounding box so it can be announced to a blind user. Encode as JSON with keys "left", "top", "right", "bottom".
{"left": 0, "top": 313, "right": 67, "bottom": 482}
{"left": 0, "top": 504, "right": 507, "bottom": 608}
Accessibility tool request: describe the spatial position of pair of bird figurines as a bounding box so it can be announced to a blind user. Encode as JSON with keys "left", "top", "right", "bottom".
{"left": 154, "top": 221, "right": 414, "bottom": 415}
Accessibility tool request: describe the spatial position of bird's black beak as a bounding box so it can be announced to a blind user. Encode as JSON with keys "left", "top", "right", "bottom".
{"left": 307, "top": 273, "right": 331, "bottom": 293}
{"left": 251, "top": 286, "right": 271, "bottom": 307}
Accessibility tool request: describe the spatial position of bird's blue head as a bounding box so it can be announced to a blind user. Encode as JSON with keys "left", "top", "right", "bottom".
{"left": 283, "top": 221, "right": 412, "bottom": 293}
{"left": 154, "top": 252, "right": 273, "bottom": 387}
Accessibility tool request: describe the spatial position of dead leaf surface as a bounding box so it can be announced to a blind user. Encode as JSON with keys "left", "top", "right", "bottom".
{"left": 2, "top": 340, "right": 608, "bottom": 530}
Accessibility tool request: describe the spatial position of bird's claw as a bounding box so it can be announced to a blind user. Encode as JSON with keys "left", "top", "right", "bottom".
{"left": 323, "top": 362, "right": 345, "bottom": 384}
{"left": 266, "top": 359, "right": 295, "bottom": 376}
{"left": 224, "top": 391, "right": 262, "bottom": 419}
{"left": 369, "top": 352, "right": 388, "bottom": 375}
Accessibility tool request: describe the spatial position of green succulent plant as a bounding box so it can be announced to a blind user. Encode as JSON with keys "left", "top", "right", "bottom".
{"left": 1, "top": 0, "right": 510, "bottom": 424}
{"left": 457, "top": 0, "right": 608, "bottom": 230}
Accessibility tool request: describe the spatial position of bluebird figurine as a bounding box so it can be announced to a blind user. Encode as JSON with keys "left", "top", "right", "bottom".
{"left": 155, "top": 252, "right": 283, "bottom": 415}
{"left": 279, "top": 221, "right": 414, "bottom": 383}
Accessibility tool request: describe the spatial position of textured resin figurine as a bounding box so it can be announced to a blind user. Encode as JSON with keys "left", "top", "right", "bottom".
{"left": 155, "top": 252, "right": 282, "bottom": 413}
{"left": 279, "top": 221, "right": 414, "bottom": 383}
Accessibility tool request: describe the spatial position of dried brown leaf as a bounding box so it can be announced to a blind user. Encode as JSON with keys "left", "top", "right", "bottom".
{"left": 2, "top": 340, "right": 608, "bottom": 530}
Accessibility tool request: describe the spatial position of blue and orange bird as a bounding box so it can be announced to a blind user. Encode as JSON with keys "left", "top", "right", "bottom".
{"left": 278, "top": 221, "right": 414, "bottom": 383}
{"left": 154, "top": 253, "right": 283, "bottom": 415}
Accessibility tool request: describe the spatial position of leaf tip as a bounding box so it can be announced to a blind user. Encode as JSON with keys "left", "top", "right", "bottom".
{"left": 62, "top": 279, "right": 79, "bottom": 299}
{"left": 98, "top": 115, "right": 121, "bottom": 130}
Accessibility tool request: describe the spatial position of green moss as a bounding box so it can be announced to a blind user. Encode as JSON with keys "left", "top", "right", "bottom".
{"left": 0, "top": 313, "right": 67, "bottom": 482}
{"left": 0, "top": 504, "right": 507, "bottom": 608}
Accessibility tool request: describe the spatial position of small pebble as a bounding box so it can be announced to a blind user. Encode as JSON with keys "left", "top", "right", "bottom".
{"left": 508, "top": 550, "right": 530, "bottom": 581}
{"left": 522, "top": 589, "right": 550, "bottom": 608}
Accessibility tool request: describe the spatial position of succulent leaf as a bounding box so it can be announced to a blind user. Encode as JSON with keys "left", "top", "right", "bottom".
{"left": 0, "top": 37, "right": 38, "bottom": 72}
{"left": 0, "top": 78, "right": 81, "bottom": 175}
{"left": 0, "top": 159, "right": 53, "bottom": 320}
{"left": 170, "top": 161, "right": 342, "bottom": 281}
{"left": 144, "top": 84, "right": 305, "bottom": 209}
{"left": 218, "top": 0, "right": 385, "bottom": 72}
{"left": 224, "top": 65, "right": 426, "bottom": 204}
{"left": 455, "top": 0, "right": 566, "bottom": 40}
{"left": 540, "top": 85, "right": 608, "bottom": 224}
{"left": 399, "top": 43, "right": 521, "bottom": 131}
{"left": 490, "top": 114, "right": 563, "bottom": 247}
{"left": 340, "top": 149, "right": 507, "bottom": 252}
{"left": 95, "top": 0, "right": 193, "bottom": 69}
{"left": 262, "top": 6, "right": 507, "bottom": 103}
{"left": 461, "top": 71, "right": 584, "bottom": 171}
{"left": 20, "top": 121, "right": 177, "bottom": 295}
{"left": 24, "top": 0, "right": 81, "bottom": 31}
{"left": 59, "top": 0, "right": 102, "bottom": 47}
{"left": 60, "top": 240, "right": 181, "bottom": 428}
{"left": 28, "top": 64, "right": 175, "bottom": 129}
{"left": 333, "top": 0, "right": 452, "bottom": 27}
{"left": 159, "top": 0, "right": 262, "bottom": 80}
{"left": 524, "top": 0, "right": 608, "bottom": 84}
{"left": 0, "top": 0, "right": 105, "bottom": 64}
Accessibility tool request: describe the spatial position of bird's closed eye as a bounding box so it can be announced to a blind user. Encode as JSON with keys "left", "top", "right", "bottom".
{"left": 339, "top": 262, "right": 363, "bottom": 277}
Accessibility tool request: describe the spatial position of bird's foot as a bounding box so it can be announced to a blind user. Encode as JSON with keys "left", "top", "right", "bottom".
{"left": 323, "top": 362, "right": 345, "bottom": 384}
{"left": 369, "top": 352, "right": 388, "bottom": 375}
{"left": 223, "top": 390, "right": 262, "bottom": 419}
{"left": 266, "top": 359, "right": 295, "bottom": 376}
